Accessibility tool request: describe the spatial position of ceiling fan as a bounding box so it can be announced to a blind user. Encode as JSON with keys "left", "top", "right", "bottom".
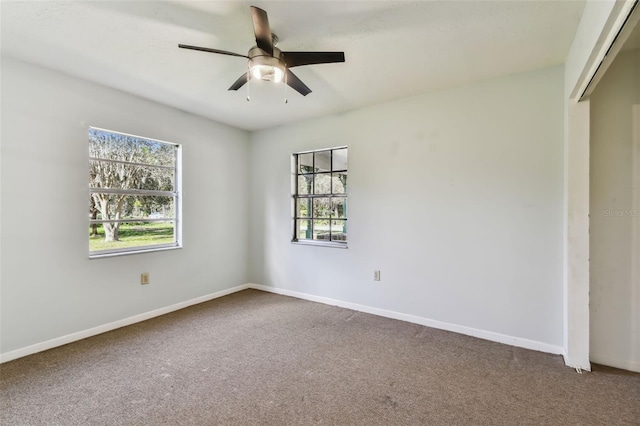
{"left": 179, "top": 6, "right": 345, "bottom": 97}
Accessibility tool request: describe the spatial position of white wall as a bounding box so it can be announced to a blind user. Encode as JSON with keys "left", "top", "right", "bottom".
{"left": 0, "top": 58, "right": 250, "bottom": 356}
{"left": 250, "top": 66, "right": 565, "bottom": 350}
{"left": 590, "top": 47, "right": 640, "bottom": 372}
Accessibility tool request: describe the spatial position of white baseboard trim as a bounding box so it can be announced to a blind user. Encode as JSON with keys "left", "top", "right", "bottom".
{"left": 0, "top": 284, "right": 251, "bottom": 363}
{"left": 249, "top": 284, "right": 565, "bottom": 356}
{"left": 590, "top": 353, "right": 640, "bottom": 373}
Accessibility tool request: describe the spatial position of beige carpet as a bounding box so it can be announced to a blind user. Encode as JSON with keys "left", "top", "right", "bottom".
{"left": 1, "top": 289, "right": 638, "bottom": 425}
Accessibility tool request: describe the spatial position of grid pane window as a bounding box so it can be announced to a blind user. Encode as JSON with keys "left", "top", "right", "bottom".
{"left": 292, "top": 147, "right": 347, "bottom": 245}
{"left": 89, "top": 127, "right": 181, "bottom": 256}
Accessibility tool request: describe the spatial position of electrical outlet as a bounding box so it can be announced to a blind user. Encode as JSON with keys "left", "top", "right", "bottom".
{"left": 374, "top": 270, "right": 381, "bottom": 281}
{"left": 141, "top": 272, "right": 150, "bottom": 285}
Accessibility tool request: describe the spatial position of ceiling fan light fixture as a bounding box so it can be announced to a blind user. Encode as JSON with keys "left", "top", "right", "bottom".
{"left": 250, "top": 63, "right": 284, "bottom": 83}
{"left": 249, "top": 54, "right": 285, "bottom": 83}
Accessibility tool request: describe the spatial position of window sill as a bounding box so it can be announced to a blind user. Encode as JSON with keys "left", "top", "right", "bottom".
{"left": 89, "top": 245, "right": 182, "bottom": 259}
{"left": 291, "top": 240, "right": 348, "bottom": 249}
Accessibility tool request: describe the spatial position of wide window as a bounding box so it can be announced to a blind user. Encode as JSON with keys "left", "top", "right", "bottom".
{"left": 89, "top": 127, "right": 181, "bottom": 257}
{"left": 292, "top": 147, "right": 347, "bottom": 246}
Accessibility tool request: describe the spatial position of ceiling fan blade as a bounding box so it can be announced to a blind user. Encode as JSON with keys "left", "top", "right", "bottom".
{"left": 178, "top": 44, "right": 249, "bottom": 59}
{"left": 282, "top": 52, "right": 345, "bottom": 68}
{"left": 251, "top": 6, "right": 273, "bottom": 55}
{"left": 228, "top": 72, "right": 251, "bottom": 91}
{"left": 285, "top": 69, "right": 311, "bottom": 96}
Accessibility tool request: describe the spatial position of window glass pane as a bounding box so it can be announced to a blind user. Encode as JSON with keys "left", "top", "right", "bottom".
{"left": 89, "top": 221, "right": 175, "bottom": 252}
{"left": 297, "top": 219, "right": 312, "bottom": 240}
{"left": 297, "top": 175, "right": 313, "bottom": 195}
{"left": 313, "top": 198, "right": 332, "bottom": 218}
{"left": 332, "top": 148, "right": 348, "bottom": 171}
{"left": 331, "top": 220, "right": 347, "bottom": 242}
{"left": 331, "top": 198, "right": 347, "bottom": 219}
{"left": 298, "top": 153, "right": 313, "bottom": 174}
{"left": 292, "top": 147, "right": 347, "bottom": 245}
{"left": 313, "top": 219, "right": 330, "bottom": 241}
{"left": 89, "top": 128, "right": 176, "bottom": 167}
{"left": 90, "top": 160, "right": 175, "bottom": 191}
{"left": 89, "top": 127, "right": 181, "bottom": 256}
{"left": 314, "top": 173, "right": 332, "bottom": 194}
{"left": 332, "top": 173, "right": 347, "bottom": 194}
{"left": 296, "top": 198, "right": 310, "bottom": 218}
{"left": 90, "top": 194, "right": 175, "bottom": 220}
{"left": 314, "top": 151, "right": 331, "bottom": 172}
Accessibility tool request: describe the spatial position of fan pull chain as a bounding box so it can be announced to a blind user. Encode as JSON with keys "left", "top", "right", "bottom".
{"left": 284, "top": 67, "right": 288, "bottom": 104}
{"left": 246, "top": 66, "right": 251, "bottom": 102}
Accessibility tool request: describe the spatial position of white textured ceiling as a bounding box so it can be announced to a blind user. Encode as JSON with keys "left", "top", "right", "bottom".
{"left": 1, "top": 1, "right": 586, "bottom": 131}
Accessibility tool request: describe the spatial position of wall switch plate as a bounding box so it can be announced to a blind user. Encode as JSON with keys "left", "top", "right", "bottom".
{"left": 141, "top": 272, "right": 150, "bottom": 285}
{"left": 374, "top": 270, "right": 381, "bottom": 281}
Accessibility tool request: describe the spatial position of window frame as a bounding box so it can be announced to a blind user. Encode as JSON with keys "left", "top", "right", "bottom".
{"left": 88, "top": 127, "right": 182, "bottom": 258}
{"left": 291, "top": 146, "right": 348, "bottom": 248}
